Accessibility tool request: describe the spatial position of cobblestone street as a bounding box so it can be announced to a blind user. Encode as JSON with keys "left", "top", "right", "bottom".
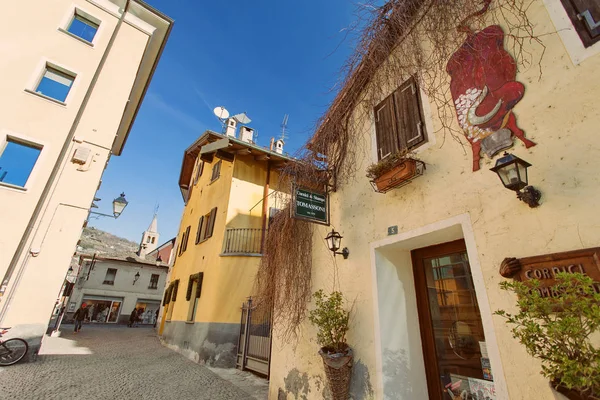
{"left": 0, "top": 325, "right": 266, "bottom": 400}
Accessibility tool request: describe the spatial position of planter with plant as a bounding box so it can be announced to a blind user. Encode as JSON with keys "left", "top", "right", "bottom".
{"left": 495, "top": 273, "right": 600, "bottom": 400}
{"left": 308, "top": 290, "right": 352, "bottom": 400}
{"left": 366, "top": 150, "right": 425, "bottom": 193}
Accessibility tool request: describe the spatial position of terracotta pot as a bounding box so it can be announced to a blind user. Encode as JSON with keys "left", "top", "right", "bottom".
{"left": 372, "top": 158, "right": 417, "bottom": 192}
{"left": 319, "top": 347, "right": 353, "bottom": 400}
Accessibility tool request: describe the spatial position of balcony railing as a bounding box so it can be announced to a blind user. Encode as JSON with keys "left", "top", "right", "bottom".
{"left": 222, "top": 228, "right": 265, "bottom": 256}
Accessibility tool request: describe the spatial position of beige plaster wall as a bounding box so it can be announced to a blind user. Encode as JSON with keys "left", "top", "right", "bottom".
{"left": 0, "top": 0, "right": 151, "bottom": 330}
{"left": 270, "top": 1, "right": 600, "bottom": 399}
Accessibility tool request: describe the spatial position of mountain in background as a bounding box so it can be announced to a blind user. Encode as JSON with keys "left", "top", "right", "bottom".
{"left": 78, "top": 226, "right": 140, "bottom": 258}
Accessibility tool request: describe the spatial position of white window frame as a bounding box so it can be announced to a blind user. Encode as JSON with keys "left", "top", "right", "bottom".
{"left": 0, "top": 130, "right": 46, "bottom": 192}
{"left": 25, "top": 59, "right": 79, "bottom": 106}
{"left": 542, "top": 0, "right": 600, "bottom": 65}
{"left": 58, "top": 6, "right": 102, "bottom": 47}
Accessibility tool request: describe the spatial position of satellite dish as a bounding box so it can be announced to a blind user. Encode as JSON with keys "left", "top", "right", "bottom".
{"left": 213, "top": 106, "right": 229, "bottom": 120}
{"left": 232, "top": 112, "right": 252, "bottom": 125}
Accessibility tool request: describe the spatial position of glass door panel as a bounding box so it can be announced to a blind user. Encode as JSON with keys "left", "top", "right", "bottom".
{"left": 107, "top": 301, "right": 121, "bottom": 323}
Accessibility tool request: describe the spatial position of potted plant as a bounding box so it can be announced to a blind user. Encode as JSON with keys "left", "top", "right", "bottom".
{"left": 366, "top": 150, "right": 424, "bottom": 193}
{"left": 495, "top": 273, "right": 600, "bottom": 400}
{"left": 308, "top": 290, "right": 352, "bottom": 400}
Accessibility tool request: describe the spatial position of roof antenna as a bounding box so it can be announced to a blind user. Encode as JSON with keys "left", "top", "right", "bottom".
{"left": 280, "top": 114, "right": 289, "bottom": 142}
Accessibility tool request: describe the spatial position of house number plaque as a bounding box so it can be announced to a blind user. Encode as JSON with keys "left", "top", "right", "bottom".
{"left": 500, "top": 247, "right": 600, "bottom": 298}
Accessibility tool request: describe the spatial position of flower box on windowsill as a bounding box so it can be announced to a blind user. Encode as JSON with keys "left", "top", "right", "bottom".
{"left": 369, "top": 158, "right": 425, "bottom": 193}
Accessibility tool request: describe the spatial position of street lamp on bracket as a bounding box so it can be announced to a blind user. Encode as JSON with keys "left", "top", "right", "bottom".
{"left": 89, "top": 192, "right": 129, "bottom": 219}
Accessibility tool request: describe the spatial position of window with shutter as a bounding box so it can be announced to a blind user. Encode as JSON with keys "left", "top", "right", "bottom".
{"left": 194, "top": 160, "right": 204, "bottom": 185}
{"left": 374, "top": 77, "right": 427, "bottom": 161}
{"left": 560, "top": 0, "right": 600, "bottom": 47}
{"left": 211, "top": 160, "right": 222, "bottom": 182}
{"left": 171, "top": 280, "right": 179, "bottom": 301}
{"left": 206, "top": 208, "right": 217, "bottom": 239}
{"left": 182, "top": 226, "right": 190, "bottom": 253}
{"left": 195, "top": 216, "right": 204, "bottom": 244}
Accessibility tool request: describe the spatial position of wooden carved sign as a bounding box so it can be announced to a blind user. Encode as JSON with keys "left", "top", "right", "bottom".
{"left": 446, "top": 25, "right": 537, "bottom": 172}
{"left": 500, "top": 248, "right": 600, "bottom": 298}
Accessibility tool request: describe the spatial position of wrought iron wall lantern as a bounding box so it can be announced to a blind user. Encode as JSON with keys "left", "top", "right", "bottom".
{"left": 133, "top": 272, "right": 140, "bottom": 285}
{"left": 325, "top": 229, "right": 349, "bottom": 259}
{"left": 89, "top": 192, "right": 129, "bottom": 219}
{"left": 490, "top": 152, "right": 541, "bottom": 208}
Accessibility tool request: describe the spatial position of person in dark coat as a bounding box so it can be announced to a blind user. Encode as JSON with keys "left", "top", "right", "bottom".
{"left": 73, "top": 303, "right": 88, "bottom": 333}
{"left": 128, "top": 308, "right": 138, "bottom": 328}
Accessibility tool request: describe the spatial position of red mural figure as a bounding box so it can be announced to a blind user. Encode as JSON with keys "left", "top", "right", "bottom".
{"left": 447, "top": 25, "right": 536, "bottom": 171}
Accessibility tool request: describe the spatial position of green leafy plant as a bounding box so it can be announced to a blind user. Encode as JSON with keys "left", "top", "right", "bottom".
{"left": 495, "top": 273, "right": 600, "bottom": 399}
{"left": 365, "top": 150, "right": 415, "bottom": 180}
{"left": 308, "top": 290, "right": 350, "bottom": 354}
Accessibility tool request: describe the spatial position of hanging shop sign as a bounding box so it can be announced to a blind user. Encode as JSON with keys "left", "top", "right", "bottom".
{"left": 292, "top": 186, "right": 329, "bottom": 225}
{"left": 500, "top": 247, "right": 600, "bottom": 298}
{"left": 447, "top": 25, "right": 536, "bottom": 172}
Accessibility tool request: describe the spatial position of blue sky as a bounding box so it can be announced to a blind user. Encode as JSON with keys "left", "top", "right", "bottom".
{"left": 90, "top": 0, "right": 358, "bottom": 243}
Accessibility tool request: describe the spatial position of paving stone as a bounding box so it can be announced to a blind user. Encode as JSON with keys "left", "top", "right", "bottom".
{"left": 0, "top": 325, "right": 256, "bottom": 400}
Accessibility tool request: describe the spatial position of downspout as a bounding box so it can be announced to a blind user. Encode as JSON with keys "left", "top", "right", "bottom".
{"left": 260, "top": 161, "right": 271, "bottom": 254}
{"left": 0, "top": 0, "right": 132, "bottom": 322}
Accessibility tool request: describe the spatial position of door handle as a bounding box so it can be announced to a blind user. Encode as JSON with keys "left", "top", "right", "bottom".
{"left": 578, "top": 10, "right": 600, "bottom": 31}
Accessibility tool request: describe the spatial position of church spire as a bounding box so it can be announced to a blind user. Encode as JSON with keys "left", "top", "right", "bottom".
{"left": 138, "top": 212, "right": 160, "bottom": 258}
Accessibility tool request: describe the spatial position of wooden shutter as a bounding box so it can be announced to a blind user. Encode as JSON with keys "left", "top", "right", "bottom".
{"left": 205, "top": 208, "right": 217, "bottom": 239}
{"left": 195, "top": 216, "right": 204, "bottom": 244}
{"left": 186, "top": 277, "right": 193, "bottom": 301}
{"left": 163, "top": 284, "right": 172, "bottom": 305}
{"left": 560, "top": 0, "right": 600, "bottom": 47}
{"left": 374, "top": 94, "right": 398, "bottom": 160}
{"left": 171, "top": 280, "right": 179, "bottom": 301}
{"left": 393, "top": 77, "right": 426, "bottom": 151}
{"left": 182, "top": 226, "right": 190, "bottom": 252}
{"left": 195, "top": 273, "right": 204, "bottom": 298}
{"left": 211, "top": 160, "right": 221, "bottom": 181}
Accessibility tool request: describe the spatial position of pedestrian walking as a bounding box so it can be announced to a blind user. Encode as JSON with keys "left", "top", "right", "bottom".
{"left": 73, "top": 303, "right": 88, "bottom": 333}
{"left": 153, "top": 309, "right": 159, "bottom": 328}
{"left": 128, "top": 308, "right": 137, "bottom": 328}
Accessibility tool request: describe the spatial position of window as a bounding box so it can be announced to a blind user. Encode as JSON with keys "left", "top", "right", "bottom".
{"left": 374, "top": 77, "right": 427, "bottom": 161}
{"left": 103, "top": 268, "right": 117, "bottom": 285}
{"left": 211, "top": 160, "right": 222, "bottom": 182}
{"left": 0, "top": 138, "right": 42, "bottom": 188}
{"left": 186, "top": 273, "right": 204, "bottom": 322}
{"left": 559, "top": 0, "right": 600, "bottom": 47}
{"left": 197, "top": 208, "right": 217, "bottom": 243}
{"left": 164, "top": 280, "right": 179, "bottom": 320}
{"left": 151, "top": 237, "right": 155, "bottom": 244}
{"left": 194, "top": 160, "right": 204, "bottom": 185}
{"left": 149, "top": 274, "right": 159, "bottom": 289}
{"left": 35, "top": 66, "right": 75, "bottom": 102}
{"left": 67, "top": 10, "right": 99, "bottom": 43}
{"left": 195, "top": 215, "right": 205, "bottom": 244}
{"left": 178, "top": 226, "right": 191, "bottom": 255}
{"left": 147, "top": 236, "right": 152, "bottom": 243}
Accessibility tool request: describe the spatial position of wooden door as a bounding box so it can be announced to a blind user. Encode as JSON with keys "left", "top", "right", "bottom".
{"left": 412, "top": 240, "right": 495, "bottom": 400}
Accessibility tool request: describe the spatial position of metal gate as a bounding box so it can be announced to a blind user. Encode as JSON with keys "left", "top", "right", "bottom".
{"left": 236, "top": 297, "right": 272, "bottom": 377}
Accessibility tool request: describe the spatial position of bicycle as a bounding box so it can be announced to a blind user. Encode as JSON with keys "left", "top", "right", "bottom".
{"left": 0, "top": 328, "right": 28, "bottom": 366}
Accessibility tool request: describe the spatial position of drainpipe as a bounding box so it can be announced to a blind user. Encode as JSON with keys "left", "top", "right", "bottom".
{"left": 260, "top": 161, "right": 271, "bottom": 253}
{"left": 0, "top": 0, "right": 132, "bottom": 323}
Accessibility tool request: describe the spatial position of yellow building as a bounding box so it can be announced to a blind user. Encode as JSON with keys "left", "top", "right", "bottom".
{"left": 268, "top": 0, "right": 600, "bottom": 399}
{"left": 160, "top": 128, "right": 293, "bottom": 369}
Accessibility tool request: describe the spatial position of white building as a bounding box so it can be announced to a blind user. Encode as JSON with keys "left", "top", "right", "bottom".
{"left": 0, "top": 0, "right": 172, "bottom": 351}
{"left": 66, "top": 255, "right": 168, "bottom": 325}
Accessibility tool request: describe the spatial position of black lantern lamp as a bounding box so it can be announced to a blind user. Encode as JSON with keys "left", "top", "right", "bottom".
{"left": 133, "top": 271, "right": 140, "bottom": 285}
{"left": 325, "top": 229, "right": 349, "bottom": 259}
{"left": 112, "top": 193, "right": 128, "bottom": 217}
{"left": 490, "top": 152, "right": 541, "bottom": 208}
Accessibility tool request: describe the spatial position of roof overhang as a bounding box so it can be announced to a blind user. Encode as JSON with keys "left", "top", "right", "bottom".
{"left": 178, "top": 131, "right": 297, "bottom": 200}
{"left": 110, "top": 0, "right": 174, "bottom": 155}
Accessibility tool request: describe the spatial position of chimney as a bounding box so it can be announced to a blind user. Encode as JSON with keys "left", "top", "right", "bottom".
{"left": 269, "top": 138, "right": 275, "bottom": 151}
{"left": 239, "top": 126, "right": 254, "bottom": 143}
{"left": 224, "top": 118, "right": 237, "bottom": 138}
{"left": 275, "top": 139, "right": 284, "bottom": 154}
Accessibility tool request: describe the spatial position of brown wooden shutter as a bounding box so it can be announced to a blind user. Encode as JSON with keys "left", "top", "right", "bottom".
{"left": 195, "top": 216, "right": 204, "bottom": 244}
{"left": 186, "top": 277, "right": 193, "bottom": 301}
{"left": 206, "top": 208, "right": 217, "bottom": 239}
{"left": 195, "top": 273, "right": 204, "bottom": 299}
{"left": 393, "top": 77, "right": 426, "bottom": 151}
{"left": 182, "top": 226, "right": 190, "bottom": 252}
{"left": 560, "top": 0, "right": 600, "bottom": 47}
{"left": 171, "top": 280, "right": 179, "bottom": 301}
{"left": 374, "top": 94, "right": 398, "bottom": 160}
{"left": 162, "top": 286, "right": 171, "bottom": 306}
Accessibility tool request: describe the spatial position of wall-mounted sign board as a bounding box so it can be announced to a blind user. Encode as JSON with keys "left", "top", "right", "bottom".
{"left": 292, "top": 186, "right": 329, "bottom": 225}
{"left": 500, "top": 247, "right": 600, "bottom": 298}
